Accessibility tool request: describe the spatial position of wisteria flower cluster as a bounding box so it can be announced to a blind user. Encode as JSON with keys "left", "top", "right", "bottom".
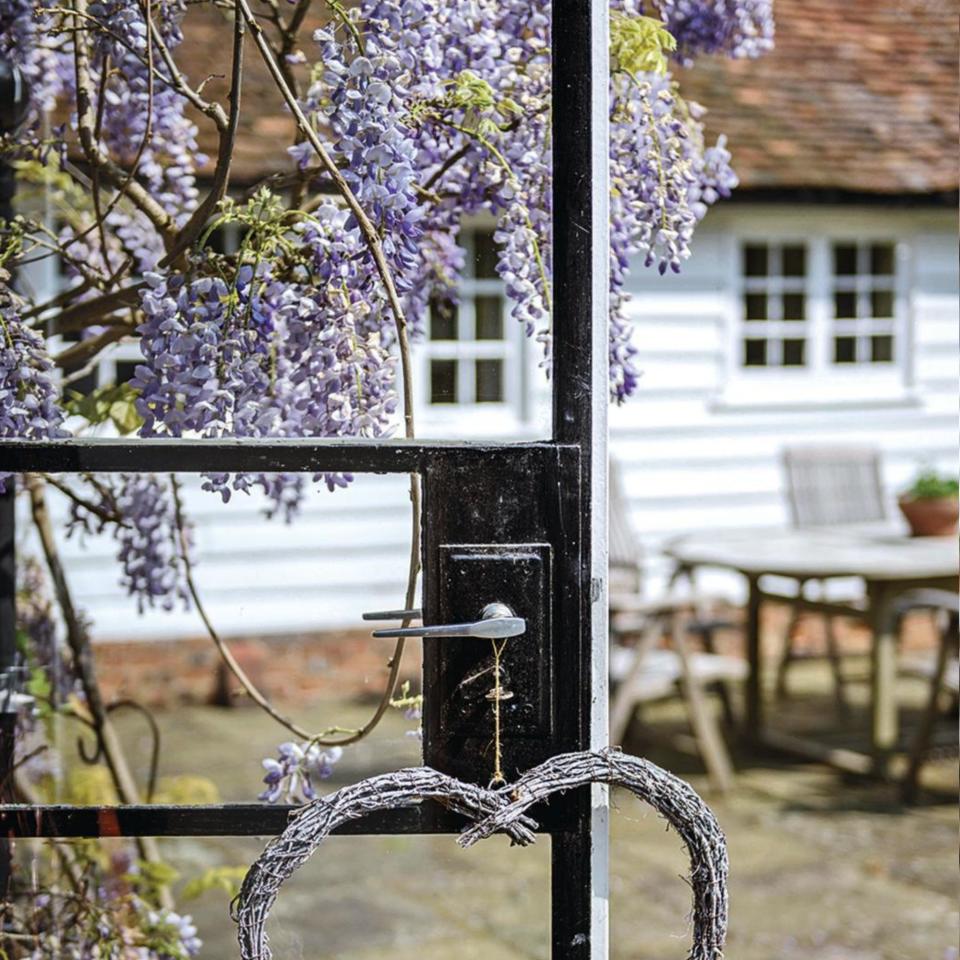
{"left": 0, "top": 275, "right": 68, "bottom": 491}
{"left": 66, "top": 474, "right": 191, "bottom": 614}
{"left": 259, "top": 740, "right": 344, "bottom": 803}
{"left": 291, "top": 0, "right": 766, "bottom": 397}
{"left": 0, "top": 0, "right": 774, "bottom": 489}
{"left": 133, "top": 192, "right": 397, "bottom": 512}
{"left": 23, "top": 890, "right": 202, "bottom": 960}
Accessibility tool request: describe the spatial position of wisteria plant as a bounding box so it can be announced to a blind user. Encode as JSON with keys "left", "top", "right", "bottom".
{"left": 0, "top": 0, "right": 771, "bottom": 952}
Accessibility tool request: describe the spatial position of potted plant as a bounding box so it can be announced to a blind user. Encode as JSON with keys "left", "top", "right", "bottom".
{"left": 898, "top": 469, "right": 960, "bottom": 537}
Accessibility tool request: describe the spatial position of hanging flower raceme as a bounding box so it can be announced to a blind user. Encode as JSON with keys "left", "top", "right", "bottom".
{"left": 65, "top": 473, "right": 192, "bottom": 614}
{"left": 132, "top": 195, "right": 398, "bottom": 513}
{"left": 0, "top": 280, "right": 68, "bottom": 491}
{"left": 659, "top": 0, "right": 774, "bottom": 62}
{"left": 259, "top": 741, "right": 344, "bottom": 804}
{"left": 0, "top": 0, "right": 70, "bottom": 129}
{"left": 87, "top": 0, "right": 203, "bottom": 220}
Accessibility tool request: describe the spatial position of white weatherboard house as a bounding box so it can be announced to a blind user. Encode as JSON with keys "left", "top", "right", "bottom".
{"left": 35, "top": 0, "right": 959, "bottom": 640}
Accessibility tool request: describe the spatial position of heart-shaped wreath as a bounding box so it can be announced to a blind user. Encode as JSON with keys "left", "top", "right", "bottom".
{"left": 234, "top": 748, "right": 728, "bottom": 960}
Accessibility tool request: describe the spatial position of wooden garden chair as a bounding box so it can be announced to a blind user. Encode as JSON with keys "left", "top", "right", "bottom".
{"left": 776, "top": 445, "right": 888, "bottom": 710}
{"left": 607, "top": 461, "right": 746, "bottom": 793}
{"left": 894, "top": 589, "right": 960, "bottom": 803}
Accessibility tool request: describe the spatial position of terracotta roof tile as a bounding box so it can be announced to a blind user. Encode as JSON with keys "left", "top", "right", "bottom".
{"left": 177, "top": 0, "right": 958, "bottom": 194}
{"left": 678, "top": 0, "right": 958, "bottom": 193}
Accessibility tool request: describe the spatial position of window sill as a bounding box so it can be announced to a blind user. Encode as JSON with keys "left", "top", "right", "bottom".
{"left": 710, "top": 379, "right": 921, "bottom": 413}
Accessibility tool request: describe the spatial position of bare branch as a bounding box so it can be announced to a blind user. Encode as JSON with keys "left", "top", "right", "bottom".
{"left": 70, "top": 0, "right": 176, "bottom": 246}
{"left": 54, "top": 322, "right": 134, "bottom": 369}
{"left": 159, "top": 6, "right": 245, "bottom": 266}
{"left": 26, "top": 476, "right": 173, "bottom": 907}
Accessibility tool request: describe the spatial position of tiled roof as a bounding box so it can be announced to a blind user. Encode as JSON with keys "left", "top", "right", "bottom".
{"left": 678, "top": 0, "right": 959, "bottom": 194}
{"left": 183, "top": 0, "right": 958, "bottom": 194}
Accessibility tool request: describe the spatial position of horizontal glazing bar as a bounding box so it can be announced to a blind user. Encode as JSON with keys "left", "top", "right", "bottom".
{"left": 0, "top": 800, "right": 567, "bottom": 838}
{"left": 0, "top": 802, "right": 477, "bottom": 838}
{"left": 0, "top": 439, "right": 571, "bottom": 474}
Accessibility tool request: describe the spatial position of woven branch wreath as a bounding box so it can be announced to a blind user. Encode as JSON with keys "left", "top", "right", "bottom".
{"left": 233, "top": 748, "right": 728, "bottom": 960}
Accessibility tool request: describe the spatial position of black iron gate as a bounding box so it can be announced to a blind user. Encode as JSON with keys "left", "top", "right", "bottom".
{"left": 0, "top": 0, "right": 610, "bottom": 955}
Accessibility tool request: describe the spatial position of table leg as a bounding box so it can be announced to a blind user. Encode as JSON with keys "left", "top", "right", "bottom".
{"left": 869, "top": 580, "right": 898, "bottom": 776}
{"left": 745, "top": 574, "right": 763, "bottom": 740}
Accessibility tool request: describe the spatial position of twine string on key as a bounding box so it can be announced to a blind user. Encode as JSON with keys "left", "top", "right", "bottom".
{"left": 488, "top": 637, "right": 508, "bottom": 788}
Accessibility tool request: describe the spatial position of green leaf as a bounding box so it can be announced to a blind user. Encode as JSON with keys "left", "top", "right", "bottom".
{"left": 108, "top": 397, "right": 143, "bottom": 435}
{"left": 610, "top": 13, "right": 676, "bottom": 78}
{"left": 181, "top": 865, "right": 249, "bottom": 901}
{"left": 129, "top": 859, "right": 180, "bottom": 906}
{"left": 65, "top": 382, "right": 143, "bottom": 430}
{"left": 904, "top": 469, "right": 960, "bottom": 501}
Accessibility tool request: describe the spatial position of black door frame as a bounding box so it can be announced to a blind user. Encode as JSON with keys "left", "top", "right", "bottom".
{"left": 0, "top": 1, "right": 610, "bottom": 954}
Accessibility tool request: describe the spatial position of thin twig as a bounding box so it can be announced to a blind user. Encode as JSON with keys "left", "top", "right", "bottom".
{"left": 157, "top": 3, "right": 243, "bottom": 266}
{"left": 70, "top": 0, "right": 176, "bottom": 246}
{"left": 54, "top": 322, "right": 134, "bottom": 370}
{"left": 41, "top": 474, "right": 129, "bottom": 528}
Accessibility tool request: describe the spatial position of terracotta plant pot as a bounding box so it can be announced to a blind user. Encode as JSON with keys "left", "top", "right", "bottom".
{"left": 897, "top": 496, "right": 960, "bottom": 537}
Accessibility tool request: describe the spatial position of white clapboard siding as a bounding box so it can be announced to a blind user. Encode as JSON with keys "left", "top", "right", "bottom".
{"left": 42, "top": 203, "right": 958, "bottom": 639}
{"left": 611, "top": 204, "right": 958, "bottom": 595}
{"left": 43, "top": 474, "right": 413, "bottom": 640}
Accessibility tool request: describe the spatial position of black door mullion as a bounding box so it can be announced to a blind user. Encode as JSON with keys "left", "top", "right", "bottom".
{"left": 0, "top": 0, "right": 609, "bottom": 953}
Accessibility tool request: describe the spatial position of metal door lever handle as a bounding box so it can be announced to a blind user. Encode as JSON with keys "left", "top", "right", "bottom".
{"left": 362, "top": 608, "right": 422, "bottom": 622}
{"left": 370, "top": 602, "right": 526, "bottom": 640}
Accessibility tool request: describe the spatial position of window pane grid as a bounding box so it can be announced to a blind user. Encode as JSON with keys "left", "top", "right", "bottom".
{"left": 739, "top": 241, "right": 809, "bottom": 368}
{"left": 829, "top": 241, "right": 897, "bottom": 366}
{"left": 424, "top": 228, "right": 513, "bottom": 407}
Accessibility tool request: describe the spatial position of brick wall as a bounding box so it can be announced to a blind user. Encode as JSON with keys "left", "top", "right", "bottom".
{"left": 93, "top": 630, "right": 422, "bottom": 709}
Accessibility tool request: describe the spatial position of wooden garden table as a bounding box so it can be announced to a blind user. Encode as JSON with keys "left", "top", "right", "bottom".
{"left": 665, "top": 528, "right": 959, "bottom": 776}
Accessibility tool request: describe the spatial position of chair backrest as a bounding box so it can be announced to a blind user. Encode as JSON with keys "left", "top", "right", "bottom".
{"left": 609, "top": 460, "right": 643, "bottom": 593}
{"left": 782, "top": 445, "right": 887, "bottom": 528}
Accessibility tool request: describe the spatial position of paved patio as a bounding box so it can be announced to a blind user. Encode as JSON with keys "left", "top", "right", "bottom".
{"left": 110, "top": 661, "right": 957, "bottom": 960}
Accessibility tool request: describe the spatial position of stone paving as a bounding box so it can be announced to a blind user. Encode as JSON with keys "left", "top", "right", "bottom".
{"left": 124, "top": 662, "right": 957, "bottom": 960}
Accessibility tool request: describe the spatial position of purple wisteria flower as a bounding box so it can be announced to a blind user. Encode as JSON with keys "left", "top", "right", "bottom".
{"left": 259, "top": 741, "right": 344, "bottom": 804}
{"left": 66, "top": 474, "right": 191, "bottom": 614}
{"left": 0, "top": 280, "right": 69, "bottom": 491}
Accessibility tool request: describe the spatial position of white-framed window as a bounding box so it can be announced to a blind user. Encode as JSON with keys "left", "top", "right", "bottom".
{"left": 416, "top": 226, "right": 531, "bottom": 434}
{"left": 741, "top": 241, "right": 808, "bottom": 368}
{"left": 721, "top": 231, "right": 911, "bottom": 407}
{"left": 829, "top": 241, "right": 897, "bottom": 366}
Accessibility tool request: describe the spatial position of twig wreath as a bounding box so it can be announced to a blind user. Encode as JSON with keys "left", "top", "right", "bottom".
{"left": 233, "top": 748, "right": 728, "bottom": 960}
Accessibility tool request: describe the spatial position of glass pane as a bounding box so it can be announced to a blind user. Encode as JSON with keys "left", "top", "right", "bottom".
{"left": 834, "top": 336, "right": 856, "bottom": 363}
{"left": 870, "top": 289, "right": 894, "bottom": 318}
{"left": 429, "top": 298, "right": 458, "bottom": 341}
{"left": 743, "top": 244, "right": 768, "bottom": 277}
{"left": 744, "top": 338, "right": 767, "bottom": 366}
{"left": 782, "top": 338, "right": 806, "bottom": 366}
{"left": 833, "top": 243, "right": 858, "bottom": 276}
{"left": 475, "top": 296, "right": 504, "bottom": 340}
{"left": 430, "top": 359, "right": 457, "bottom": 403}
{"left": 782, "top": 245, "right": 806, "bottom": 277}
{"left": 870, "top": 243, "right": 895, "bottom": 275}
{"left": 834, "top": 290, "right": 857, "bottom": 319}
{"left": 871, "top": 334, "right": 894, "bottom": 362}
{"left": 475, "top": 359, "right": 504, "bottom": 403}
{"left": 745, "top": 293, "right": 767, "bottom": 321}
{"left": 782, "top": 293, "right": 805, "bottom": 321}
{"left": 63, "top": 364, "right": 98, "bottom": 397}
{"left": 473, "top": 230, "right": 500, "bottom": 279}
{"left": 115, "top": 360, "right": 139, "bottom": 384}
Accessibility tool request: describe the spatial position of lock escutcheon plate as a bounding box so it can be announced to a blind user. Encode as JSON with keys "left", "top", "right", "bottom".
{"left": 435, "top": 543, "right": 552, "bottom": 741}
